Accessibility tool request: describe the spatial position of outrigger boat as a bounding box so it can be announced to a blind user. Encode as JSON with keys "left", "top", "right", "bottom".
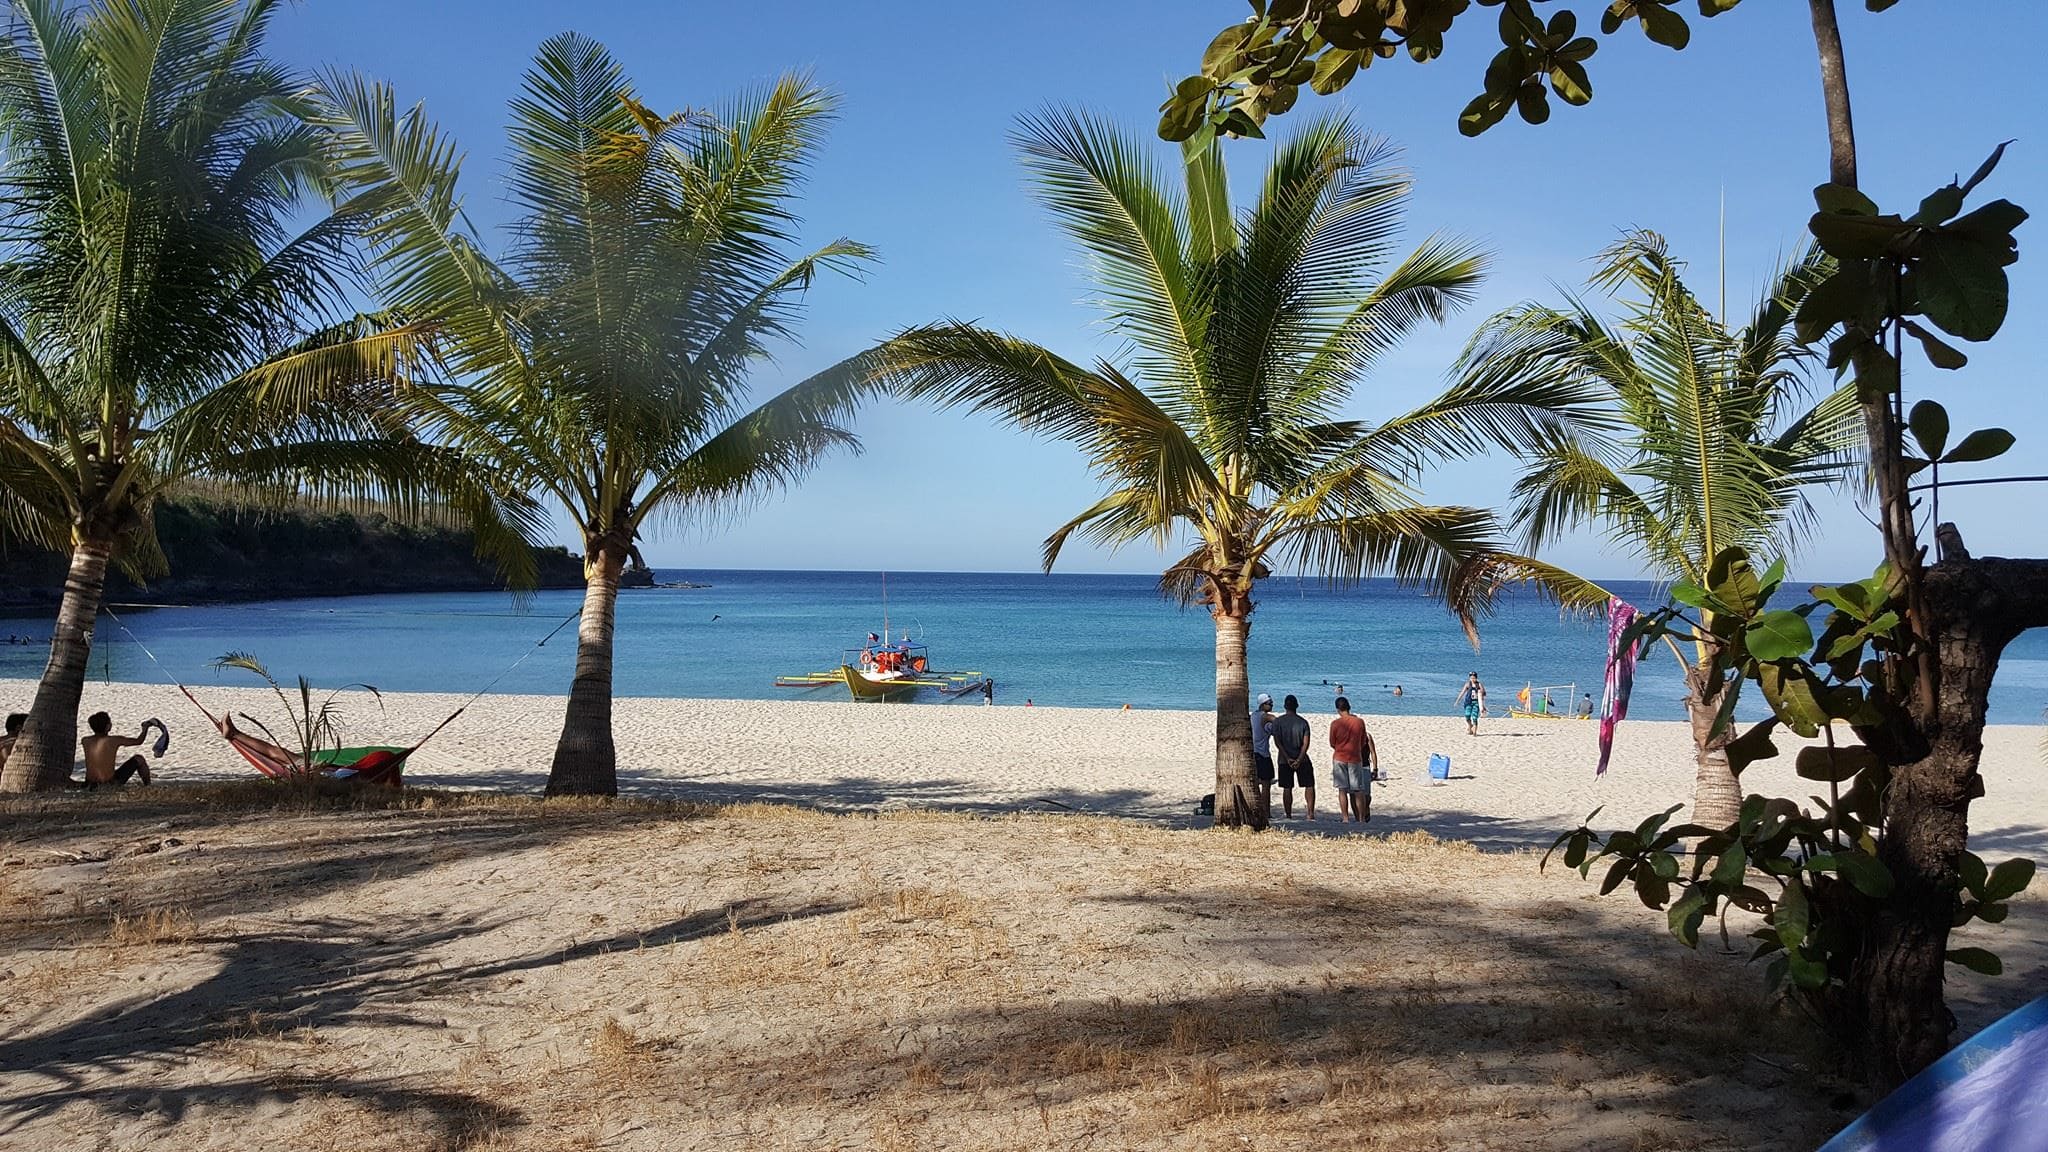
{"left": 773, "top": 632, "right": 986, "bottom": 701}
{"left": 1509, "top": 681, "right": 1591, "bottom": 720}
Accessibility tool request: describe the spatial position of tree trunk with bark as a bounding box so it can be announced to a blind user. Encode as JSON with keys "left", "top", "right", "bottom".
{"left": 1, "top": 538, "right": 114, "bottom": 793}
{"left": 1210, "top": 607, "right": 1265, "bottom": 830}
{"left": 545, "top": 544, "right": 625, "bottom": 797}
{"left": 1849, "top": 547, "right": 2048, "bottom": 1086}
{"left": 1684, "top": 663, "right": 1741, "bottom": 828}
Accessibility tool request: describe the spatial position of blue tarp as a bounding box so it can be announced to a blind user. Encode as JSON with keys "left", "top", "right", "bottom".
{"left": 1818, "top": 995, "right": 2048, "bottom": 1152}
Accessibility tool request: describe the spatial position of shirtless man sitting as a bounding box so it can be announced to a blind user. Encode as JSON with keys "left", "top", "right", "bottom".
{"left": 80, "top": 711, "right": 152, "bottom": 789}
{"left": 0, "top": 712, "right": 26, "bottom": 774}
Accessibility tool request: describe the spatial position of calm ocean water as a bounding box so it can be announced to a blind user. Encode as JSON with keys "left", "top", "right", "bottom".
{"left": 4, "top": 569, "right": 2046, "bottom": 724}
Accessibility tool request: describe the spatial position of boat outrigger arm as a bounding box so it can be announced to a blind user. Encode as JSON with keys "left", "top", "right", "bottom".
{"left": 774, "top": 634, "right": 985, "bottom": 701}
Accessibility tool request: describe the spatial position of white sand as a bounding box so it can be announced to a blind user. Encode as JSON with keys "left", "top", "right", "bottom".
{"left": 8, "top": 677, "right": 2044, "bottom": 853}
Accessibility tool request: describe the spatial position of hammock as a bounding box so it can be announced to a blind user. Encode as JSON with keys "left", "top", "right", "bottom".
{"left": 178, "top": 686, "right": 428, "bottom": 788}
{"left": 101, "top": 605, "right": 582, "bottom": 789}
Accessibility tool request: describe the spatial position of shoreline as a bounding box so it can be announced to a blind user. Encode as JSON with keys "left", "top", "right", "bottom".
{"left": 7, "top": 677, "right": 2044, "bottom": 855}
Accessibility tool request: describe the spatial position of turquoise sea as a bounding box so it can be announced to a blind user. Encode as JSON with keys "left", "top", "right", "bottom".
{"left": 4, "top": 570, "right": 2046, "bottom": 724}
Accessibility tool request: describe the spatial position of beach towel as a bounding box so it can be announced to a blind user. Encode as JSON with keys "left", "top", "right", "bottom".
{"left": 1596, "top": 598, "right": 1638, "bottom": 776}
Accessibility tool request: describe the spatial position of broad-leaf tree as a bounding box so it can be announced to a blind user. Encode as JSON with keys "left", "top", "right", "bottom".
{"left": 0, "top": 0, "right": 529, "bottom": 793}
{"left": 317, "top": 36, "right": 885, "bottom": 796}
{"left": 884, "top": 110, "right": 1604, "bottom": 828}
{"left": 1457, "top": 231, "right": 1859, "bottom": 825}
{"left": 1172, "top": 0, "right": 2046, "bottom": 1090}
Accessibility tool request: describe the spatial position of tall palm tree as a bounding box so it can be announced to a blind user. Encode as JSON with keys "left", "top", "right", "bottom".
{"left": 316, "top": 36, "right": 886, "bottom": 796}
{"left": 883, "top": 110, "right": 1604, "bottom": 828}
{"left": 1453, "top": 230, "right": 1861, "bottom": 825}
{"left": 0, "top": 0, "right": 530, "bottom": 793}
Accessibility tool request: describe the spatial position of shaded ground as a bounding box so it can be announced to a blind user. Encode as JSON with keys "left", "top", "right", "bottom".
{"left": 0, "top": 784, "right": 2040, "bottom": 1151}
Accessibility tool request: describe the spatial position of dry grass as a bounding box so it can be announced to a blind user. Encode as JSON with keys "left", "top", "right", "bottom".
{"left": 0, "top": 785, "right": 2011, "bottom": 1152}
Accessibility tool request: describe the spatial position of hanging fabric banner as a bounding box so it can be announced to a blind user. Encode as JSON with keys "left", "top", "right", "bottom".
{"left": 1597, "top": 597, "right": 1639, "bottom": 776}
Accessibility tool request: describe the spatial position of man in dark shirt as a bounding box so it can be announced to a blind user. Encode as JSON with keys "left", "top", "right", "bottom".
{"left": 1271, "top": 694, "right": 1316, "bottom": 821}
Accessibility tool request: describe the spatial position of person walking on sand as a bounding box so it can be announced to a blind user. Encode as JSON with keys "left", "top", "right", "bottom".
{"left": 80, "top": 711, "right": 152, "bottom": 789}
{"left": 982, "top": 678, "right": 994, "bottom": 706}
{"left": 1250, "top": 693, "right": 1277, "bottom": 812}
{"left": 1456, "top": 673, "right": 1486, "bottom": 736}
{"left": 1271, "top": 694, "right": 1316, "bottom": 820}
{"left": 1328, "top": 697, "right": 1376, "bottom": 823}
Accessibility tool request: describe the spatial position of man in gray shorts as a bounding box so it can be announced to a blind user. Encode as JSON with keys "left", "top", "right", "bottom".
{"left": 1327, "top": 696, "right": 1375, "bottom": 823}
{"left": 1271, "top": 694, "right": 1315, "bottom": 821}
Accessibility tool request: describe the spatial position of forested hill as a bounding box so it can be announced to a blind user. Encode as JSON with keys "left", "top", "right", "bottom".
{"left": 0, "top": 501, "right": 584, "bottom": 611}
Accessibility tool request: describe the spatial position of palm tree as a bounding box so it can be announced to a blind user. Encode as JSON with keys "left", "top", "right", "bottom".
{"left": 0, "top": 0, "right": 530, "bottom": 793}
{"left": 883, "top": 110, "right": 1604, "bottom": 828}
{"left": 316, "top": 36, "right": 886, "bottom": 796}
{"left": 1452, "top": 230, "right": 1861, "bottom": 825}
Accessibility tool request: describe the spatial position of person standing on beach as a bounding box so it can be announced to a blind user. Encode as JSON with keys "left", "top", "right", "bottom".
{"left": 79, "top": 711, "right": 152, "bottom": 789}
{"left": 1328, "top": 697, "right": 1375, "bottom": 823}
{"left": 1271, "top": 695, "right": 1315, "bottom": 820}
{"left": 982, "top": 678, "right": 994, "bottom": 706}
{"left": 1250, "top": 693, "right": 1276, "bottom": 811}
{"left": 1456, "top": 673, "right": 1486, "bottom": 736}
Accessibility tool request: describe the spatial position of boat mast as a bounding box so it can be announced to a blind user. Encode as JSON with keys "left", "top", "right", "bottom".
{"left": 882, "top": 571, "right": 889, "bottom": 644}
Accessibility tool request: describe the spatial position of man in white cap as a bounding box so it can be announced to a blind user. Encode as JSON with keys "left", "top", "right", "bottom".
{"left": 1250, "top": 693, "right": 1276, "bottom": 813}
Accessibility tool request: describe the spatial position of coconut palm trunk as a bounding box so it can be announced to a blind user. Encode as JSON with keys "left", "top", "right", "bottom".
{"left": 2, "top": 538, "right": 113, "bottom": 791}
{"left": 1210, "top": 607, "right": 1263, "bottom": 829}
{"left": 1684, "top": 662, "right": 1740, "bottom": 828}
{"left": 547, "top": 545, "right": 625, "bottom": 797}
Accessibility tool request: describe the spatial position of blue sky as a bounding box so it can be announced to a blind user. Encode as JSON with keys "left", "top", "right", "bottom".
{"left": 267, "top": 2, "right": 2046, "bottom": 581}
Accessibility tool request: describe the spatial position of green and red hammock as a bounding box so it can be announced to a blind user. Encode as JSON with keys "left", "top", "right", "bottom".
{"left": 177, "top": 686, "right": 456, "bottom": 788}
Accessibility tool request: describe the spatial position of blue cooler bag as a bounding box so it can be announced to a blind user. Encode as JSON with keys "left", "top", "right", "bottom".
{"left": 1428, "top": 753, "right": 1451, "bottom": 781}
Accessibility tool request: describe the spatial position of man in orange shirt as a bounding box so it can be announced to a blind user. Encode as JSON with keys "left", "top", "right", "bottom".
{"left": 1328, "top": 696, "right": 1376, "bottom": 823}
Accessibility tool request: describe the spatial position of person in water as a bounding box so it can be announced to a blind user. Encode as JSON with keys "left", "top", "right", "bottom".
{"left": 1455, "top": 673, "right": 1486, "bottom": 736}
{"left": 80, "top": 711, "right": 152, "bottom": 789}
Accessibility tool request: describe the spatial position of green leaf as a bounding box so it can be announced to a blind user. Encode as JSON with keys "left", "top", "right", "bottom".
{"left": 1913, "top": 185, "right": 1965, "bottom": 226}
{"left": 1908, "top": 400, "right": 1951, "bottom": 461}
{"left": 1458, "top": 92, "right": 1513, "bottom": 137}
{"left": 1795, "top": 745, "right": 1878, "bottom": 783}
{"left": 1807, "top": 211, "right": 1908, "bottom": 261}
{"left": 1904, "top": 321, "right": 1969, "bottom": 370}
{"left": 1668, "top": 887, "right": 1710, "bottom": 947}
{"left": 1812, "top": 581, "right": 1874, "bottom": 622}
{"left": 1808, "top": 849, "right": 1894, "bottom": 898}
{"left": 1945, "top": 947, "right": 2002, "bottom": 976}
{"left": 1776, "top": 879, "right": 1810, "bottom": 949}
{"left": 1759, "top": 666, "right": 1828, "bottom": 737}
{"left": 1201, "top": 25, "right": 1252, "bottom": 77}
{"left": 1745, "top": 611, "right": 1814, "bottom": 662}
{"left": 1310, "top": 49, "right": 1361, "bottom": 95}
{"left": 1548, "top": 60, "right": 1592, "bottom": 105}
{"left": 1940, "top": 428, "right": 2015, "bottom": 465}
{"left": 1948, "top": 199, "right": 2029, "bottom": 244}
{"left": 1958, "top": 140, "right": 2012, "bottom": 195}
{"left": 1671, "top": 580, "right": 1708, "bottom": 609}
{"left": 1515, "top": 83, "right": 1551, "bottom": 124}
{"left": 1637, "top": 3, "right": 1692, "bottom": 49}
{"left": 1725, "top": 721, "right": 1781, "bottom": 775}
{"left": 1917, "top": 233, "right": 2011, "bottom": 342}
{"left": 1158, "top": 93, "right": 1211, "bottom": 142}
{"left": 1959, "top": 850, "right": 1989, "bottom": 898}
{"left": 1814, "top": 183, "right": 1880, "bottom": 217}
{"left": 1983, "top": 858, "right": 2037, "bottom": 903}
{"left": 1711, "top": 843, "right": 1749, "bottom": 887}
{"left": 1788, "top": 947, "right": 1829, "bottom": 989}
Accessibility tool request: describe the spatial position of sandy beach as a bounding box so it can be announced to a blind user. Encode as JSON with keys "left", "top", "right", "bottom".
{"left": 7, "top": 676, "right": 2044, "bottom": 856}
{"left": 4, "top": 680, "right": 2045, "bottom": 1150}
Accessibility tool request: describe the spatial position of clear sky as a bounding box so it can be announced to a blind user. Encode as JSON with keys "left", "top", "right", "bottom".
{"left": 265, "top": 2, "right": 2046, "bottom": 581}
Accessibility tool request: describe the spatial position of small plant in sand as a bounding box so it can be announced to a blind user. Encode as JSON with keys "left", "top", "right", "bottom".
{"left": 211, "top": 652, "right": 383, "bottom": 778}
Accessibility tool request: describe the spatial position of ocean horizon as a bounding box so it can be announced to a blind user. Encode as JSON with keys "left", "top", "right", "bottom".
{"left": 4, "top": 568, "right": 2045, "bottom": 725}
